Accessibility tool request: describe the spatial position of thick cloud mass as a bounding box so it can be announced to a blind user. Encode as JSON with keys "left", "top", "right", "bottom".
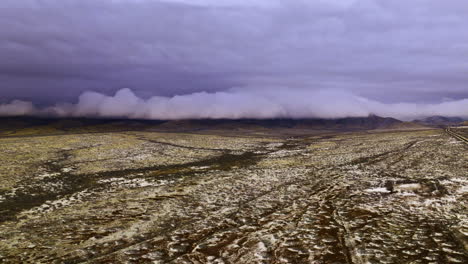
{"left": 0, "top": 0, "right": 467, "bottom": 117}
{"left": 0, "top": 100, "right": 35, "bottom": 116}
{"left": 1, "top": 88, "right": 466, "bottom": 120}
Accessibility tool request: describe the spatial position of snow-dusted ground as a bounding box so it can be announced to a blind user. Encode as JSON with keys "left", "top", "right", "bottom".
{"left": 0, "top": 129, "right": 466, "bottom": 263}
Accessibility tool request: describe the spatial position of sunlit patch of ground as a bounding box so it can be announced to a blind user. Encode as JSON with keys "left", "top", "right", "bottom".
{"left": 0, "top": 128, "right": 466, "bottom": 263}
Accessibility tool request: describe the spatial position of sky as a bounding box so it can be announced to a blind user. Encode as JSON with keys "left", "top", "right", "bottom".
{"left": 0, "top": 0, "right": 467, "bottom": 119}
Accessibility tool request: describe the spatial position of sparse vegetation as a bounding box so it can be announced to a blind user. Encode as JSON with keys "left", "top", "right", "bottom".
{"left": 0, "top": 126, "right": 466, "bottom": 263}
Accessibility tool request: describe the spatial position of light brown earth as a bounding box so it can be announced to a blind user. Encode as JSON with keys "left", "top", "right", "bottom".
{"left": 0, "top": 128, "right": 467, "bottom": 263}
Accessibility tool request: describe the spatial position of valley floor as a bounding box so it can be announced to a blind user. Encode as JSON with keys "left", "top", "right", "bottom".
{"left": 0, "top": 129, "right": 467, "bottom": 263}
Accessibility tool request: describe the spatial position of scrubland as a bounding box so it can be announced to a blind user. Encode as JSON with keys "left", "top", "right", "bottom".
{"left": 0, "top": 128, "right": 466, "bottom": 263}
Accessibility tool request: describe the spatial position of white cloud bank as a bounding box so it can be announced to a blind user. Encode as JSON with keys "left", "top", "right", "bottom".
{"left": 0, "top": 100, "right": 35, "bottom": 117}
{"left": 0, "top": 88, "right": 467, "bottom": 120}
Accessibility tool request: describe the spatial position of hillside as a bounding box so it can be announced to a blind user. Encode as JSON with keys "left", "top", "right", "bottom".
{"left": 157, "top": 115, "right": 405, "bottom": 132}
{"left": 0, "top": 115, "right": 430, "bottom": 137}
{"left": 414, "top": 116, "right": 466, "bottom": 127}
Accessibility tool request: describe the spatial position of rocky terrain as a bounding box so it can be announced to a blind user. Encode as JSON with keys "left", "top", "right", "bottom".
{"left": 0, "top": 125, "right": 466, "bottom": 263}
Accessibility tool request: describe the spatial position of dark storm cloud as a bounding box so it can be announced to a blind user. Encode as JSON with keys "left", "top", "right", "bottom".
{"left": 0, "top": 0, "right": 467, "bottom": 118}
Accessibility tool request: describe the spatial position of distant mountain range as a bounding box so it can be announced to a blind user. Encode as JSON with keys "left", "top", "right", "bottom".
{"left": 0, "top": 115, "right": 433, "bottom": 137}
{"left": 413, "top": 116, "right": 467, "bottom": 127}
{"left": 155, "top": 115, "right": 426, "bottom": 131}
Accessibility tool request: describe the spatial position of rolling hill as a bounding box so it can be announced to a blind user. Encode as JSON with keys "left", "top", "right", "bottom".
{"left": 0, "top": 115, "right": 429, "bottom": 137}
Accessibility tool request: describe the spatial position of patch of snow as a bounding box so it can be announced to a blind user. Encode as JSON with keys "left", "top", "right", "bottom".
{"left": 365, "top": 187, "right": 391, "bottom": 193}
{"left": 395, "top": 183, "right": 422, "bottom": 192}
{"left": 397, "top": 192, "right": 417, "bottom": 197}
{"left": 191, "top": 166, "right": 211, "bottom": 170}
{"left": 457, "top": 185, "right": 468, "bottom": 194}
{"left": 37, "top": 172, "right": 61, "bottom": 180}
{"left": 61, "top": 167, "right": 73, "bottom": 173}
{"left": 253, "top": 241, "right": 269, "bottom": 261}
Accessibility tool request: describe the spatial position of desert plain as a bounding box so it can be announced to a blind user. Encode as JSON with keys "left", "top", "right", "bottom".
{"left": 0, "top": 124, "right": 467, "bottom": 264}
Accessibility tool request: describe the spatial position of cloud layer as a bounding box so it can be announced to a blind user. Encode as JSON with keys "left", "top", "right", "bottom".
{"left": 1, "top": 0, "right": 468, "bottom": 105}
{"left": 1, "top": 88, "right": 466, "bottom": 120}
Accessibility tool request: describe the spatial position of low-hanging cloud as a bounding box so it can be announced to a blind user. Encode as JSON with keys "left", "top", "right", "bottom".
{"left": 1, "top": 88, "right": 466, "bottom": 121}
{"left": 0, "top": 100, "right": 36, "bottom": 117}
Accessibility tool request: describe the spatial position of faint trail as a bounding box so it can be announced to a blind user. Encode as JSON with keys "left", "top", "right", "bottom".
{"left": 348, "top": 140, "right": 418, "bottom": 166}
{"left": 446, "top": 127, "right": 468, "bottom": 145}
{"left": 133, "top": 135, "right": 228, "bottom": 152}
